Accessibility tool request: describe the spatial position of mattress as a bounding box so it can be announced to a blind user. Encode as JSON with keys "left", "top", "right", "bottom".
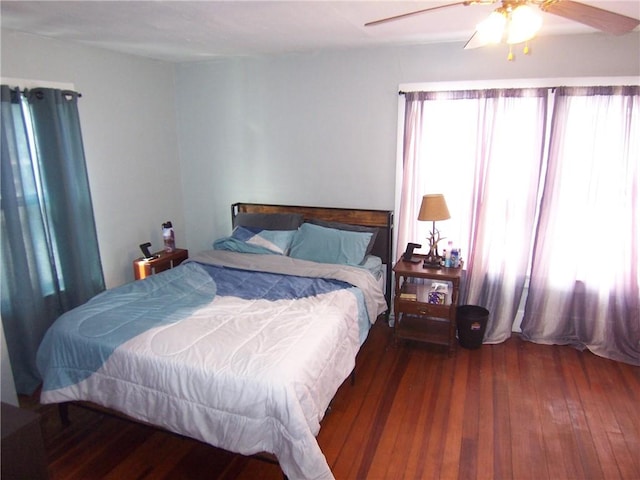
{"left": 37, "top": 250, "right": 387, "bottom": 479}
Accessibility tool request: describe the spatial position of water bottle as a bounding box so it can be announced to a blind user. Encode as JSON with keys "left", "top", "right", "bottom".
{"left": 162, "top": 221, "right": 175, "bottom": 252}
{"left": 444, "top": 249, "right": 451, "bottom": 268}
{"left": 444, "top": 240, "right": 453, "bottom": 267}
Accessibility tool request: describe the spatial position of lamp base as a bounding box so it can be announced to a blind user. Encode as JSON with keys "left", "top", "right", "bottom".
{"left": 422, "top": 256, "right": 442, "bottom": 269}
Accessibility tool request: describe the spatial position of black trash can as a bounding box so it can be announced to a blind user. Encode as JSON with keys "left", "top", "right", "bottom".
{"left": 456, "top": 305, "right": 489, "bottom": 349}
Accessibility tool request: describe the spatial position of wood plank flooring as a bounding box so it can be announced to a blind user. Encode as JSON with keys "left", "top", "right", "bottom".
{"left": 23, "top": 320, "right": 640, "bottom": 479}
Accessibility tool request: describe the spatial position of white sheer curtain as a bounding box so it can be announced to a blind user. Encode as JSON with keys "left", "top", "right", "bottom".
{"left": 521, "top": 86, "right": 639, "bottom": 365}
{"left": 398, "top": 89, "right": 548, "bottom": 342}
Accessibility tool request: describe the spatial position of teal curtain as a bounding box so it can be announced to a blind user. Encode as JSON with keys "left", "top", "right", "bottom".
{"left": 1, "top": 85, "right": 105, "bottom": 394}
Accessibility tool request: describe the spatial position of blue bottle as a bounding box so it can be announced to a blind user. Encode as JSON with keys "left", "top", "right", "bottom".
{"left": 450, "top": 248, "right": 459, "bottom": 268}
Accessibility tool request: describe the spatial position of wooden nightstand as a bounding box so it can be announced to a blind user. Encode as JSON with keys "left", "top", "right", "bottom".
{"left": 393, "top": 255, "right": 463, "bottom": 355}
{"left": 133, "top": 248, "right": 189, "bottom": 280}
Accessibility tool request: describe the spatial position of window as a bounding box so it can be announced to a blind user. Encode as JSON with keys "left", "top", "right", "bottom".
{"left": 397, "top": 80, "right": 639, "bottom": 365}
{"left": 7, "top": 96, "right": 65, "bottom": 294}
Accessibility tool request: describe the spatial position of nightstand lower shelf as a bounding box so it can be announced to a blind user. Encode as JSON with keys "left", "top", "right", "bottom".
{"left": 395, "top": 313, "right": 452, "bottom": 346}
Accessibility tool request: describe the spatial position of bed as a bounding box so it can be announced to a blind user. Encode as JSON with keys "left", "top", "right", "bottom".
{"left": 36, "top": 203, "right": 394, "bottom": 480}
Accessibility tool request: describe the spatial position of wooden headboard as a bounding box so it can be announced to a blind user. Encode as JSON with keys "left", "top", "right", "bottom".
{"left": 231, "top": 202, "right": 394, "bottom": 310}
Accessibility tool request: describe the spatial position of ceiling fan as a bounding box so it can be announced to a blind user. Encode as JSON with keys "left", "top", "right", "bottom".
{"left": 365, "top": 1, "right": 640, "bottom": 59}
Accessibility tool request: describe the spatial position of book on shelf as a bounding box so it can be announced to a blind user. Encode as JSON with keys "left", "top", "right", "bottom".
{"left": 399, "top": 292, "right": 417, "bottom": 301}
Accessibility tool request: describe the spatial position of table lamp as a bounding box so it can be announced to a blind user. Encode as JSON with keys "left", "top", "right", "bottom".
{"left": 418, "top": 194, "right": 450, "bottom": 268}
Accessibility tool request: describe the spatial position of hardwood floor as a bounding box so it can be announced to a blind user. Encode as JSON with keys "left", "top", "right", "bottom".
{"left": 24, "top": 320, "right": 639, "bottom": 479}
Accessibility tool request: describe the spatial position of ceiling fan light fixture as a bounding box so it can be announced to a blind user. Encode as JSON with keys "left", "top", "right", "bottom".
{"left": 507, "top": 4, "right": 543, "bottom": 44}
{"left": 366, "top": 0, "right": 639, "bottom": 60}
{"left": 476, "top": 10, "right": 507, "bottom": 44}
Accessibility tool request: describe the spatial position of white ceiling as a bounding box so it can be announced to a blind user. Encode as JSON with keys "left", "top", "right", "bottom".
{"left": 1, "top": 1, "right": 639, "bottom": 63}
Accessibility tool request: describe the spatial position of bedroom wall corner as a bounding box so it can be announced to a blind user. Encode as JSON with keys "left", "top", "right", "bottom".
{"left": 1, "top": 29, "right": 184, "bottom": 289}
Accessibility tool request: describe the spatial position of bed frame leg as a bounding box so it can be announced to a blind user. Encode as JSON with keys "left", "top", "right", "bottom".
{"left": 58, "top": 402, "right": 70, "bottom": 427}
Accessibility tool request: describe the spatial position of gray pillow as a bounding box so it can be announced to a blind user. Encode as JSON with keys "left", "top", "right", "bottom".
{"left": 233, "top": 212, "right": 304, "bottom": 231}
{"left": 307, "top": 218, "right": 379, "bottom": 256}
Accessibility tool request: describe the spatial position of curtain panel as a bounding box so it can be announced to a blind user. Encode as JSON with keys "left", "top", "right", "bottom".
{"left": 398, "top": 88, "right": 548, "bottom": 343}
{"left": 521, "top": 86, "right": 640, "bottom": 365}
{"left": 1, "top": 85, "right": 105, "bottom": 394}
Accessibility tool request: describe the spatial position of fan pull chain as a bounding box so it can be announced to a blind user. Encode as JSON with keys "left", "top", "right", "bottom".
{"left": 508, "top": 44, "right": 515, "bottom": 61}
{"left": 524, "top": 41, "right": 531, "bottom": 55}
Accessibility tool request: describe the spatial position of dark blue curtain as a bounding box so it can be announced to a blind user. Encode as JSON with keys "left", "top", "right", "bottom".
{"left": 1, "top": 85, "right": 105, "bottom": 394}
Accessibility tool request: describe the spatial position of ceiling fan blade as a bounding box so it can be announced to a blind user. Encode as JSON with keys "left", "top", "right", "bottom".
{"left": 365, "top": 2, "right": 468, "bottom": 27}
{"left": 541, "top": 0, "right": 640, "bottom": 35}
{"left": 463, "top": 31, "right": 490, "bottom": 49}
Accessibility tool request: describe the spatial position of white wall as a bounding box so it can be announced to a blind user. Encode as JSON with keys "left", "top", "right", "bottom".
{"left": 174, "top": 32, "right": 640, "bottom": 253}
{"left": 1, "top": 320, "right": 18, "bottom": 405}
{"left": 3, "top": 29, "right": 637, "bottom": 281}
{"left": 1, "top": 29, "right": 184, "bottom": 289}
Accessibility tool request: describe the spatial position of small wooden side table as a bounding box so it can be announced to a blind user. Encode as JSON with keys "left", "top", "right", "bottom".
{"left": 393, "top": 254, "right": 463, "bottom": 355}
{"left": 133, "top": 248, "right": 189, "bottom": 280}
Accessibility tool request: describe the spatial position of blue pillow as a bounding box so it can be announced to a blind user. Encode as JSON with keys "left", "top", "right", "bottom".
{"left": 288, "top": 223, "right": 373, "bottom": 265}
{"left": 214, "top": 227, "right": 296, "bottom": 255}
{"left": 307, "top": 218, "right": 379, "bottom": 256}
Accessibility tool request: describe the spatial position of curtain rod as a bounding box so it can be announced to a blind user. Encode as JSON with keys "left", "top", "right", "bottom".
{"left": 398, "top": 87, "right": 556, "bottom": 97}
{"left": 17, "top": 87, "right": 82, "bottom": 98}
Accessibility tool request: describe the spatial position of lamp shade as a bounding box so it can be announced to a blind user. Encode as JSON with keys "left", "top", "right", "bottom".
{"left": 418, "top": 194, "right": 451, "bottom": 221}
